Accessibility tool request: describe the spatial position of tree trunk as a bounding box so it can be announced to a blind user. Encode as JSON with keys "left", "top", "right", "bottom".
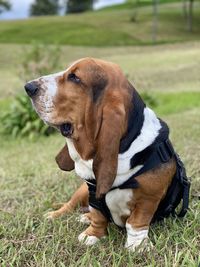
{"left": 187, "top": 0, "right": 194, "bottom": 32}
{"left": 130, "top": 0, "right": 140, "bottom": 22}
{"left": 182, "top": 0, "right": 187, "bottom": 21}
{"left": 152, "top": 0, "right": 159, "bottom": 43}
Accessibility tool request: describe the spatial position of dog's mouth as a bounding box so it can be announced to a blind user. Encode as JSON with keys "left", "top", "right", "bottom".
{"left": 60, "top": 123, "right": 73, "bottom": 137}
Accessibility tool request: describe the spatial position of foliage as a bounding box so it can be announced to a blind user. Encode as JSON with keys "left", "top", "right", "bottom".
{"left": 30, "top": 0, "right": 59, "bottom": 16}
{"left": 20, "top": 43, "right": 61, "bottom": 81}
{"left": 1, "top": 94, "right": 54, "bottom": 139}
{"left": 0, "top": 0, "right": 11, "bottom": 13}
{"left": 1, "top": 44, "right": 62, "bottom": 139}
{"left": 66, "top": 0, "right": 94, "bottom": 13}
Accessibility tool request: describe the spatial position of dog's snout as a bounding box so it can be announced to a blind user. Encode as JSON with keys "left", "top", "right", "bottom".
{"left": 24, "top": 82, "right": 39, "bottom": 97}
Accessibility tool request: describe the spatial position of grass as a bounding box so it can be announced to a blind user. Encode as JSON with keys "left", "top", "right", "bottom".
{"left": 100, "top": 0, "right": 181, "bottom": 11}
{"left": 152, "top": 91, "right": 200, "bottom": 115}
{"left": 0, "top": 2, "right": 200, "bottom": 46}
{"left": 0, "top": 40, "right": 200, "bottom": 265}
{"left": 0, "top": 41, "right": 200, "bottom": 99}
{"left": 0, "top": 108, "right": 199, "bottom": 266}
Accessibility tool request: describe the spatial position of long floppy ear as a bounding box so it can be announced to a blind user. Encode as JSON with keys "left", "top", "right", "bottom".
{"left": 55, "top": 144, "right": 74, "bottom": 171}
{"left": 93, "top": 103, "right": 126, "bottom": 199}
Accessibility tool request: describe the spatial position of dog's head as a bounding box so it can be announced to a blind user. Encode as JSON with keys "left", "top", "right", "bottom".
{"left": 25, "top": 58, "right": 133, "bottom": 197}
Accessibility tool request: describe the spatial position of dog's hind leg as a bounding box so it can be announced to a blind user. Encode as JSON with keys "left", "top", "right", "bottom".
{"left": 45, "top": 182, "right": 89, "bottom": 219}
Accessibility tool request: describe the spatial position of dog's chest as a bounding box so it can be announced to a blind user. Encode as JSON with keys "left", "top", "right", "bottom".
{"left": 66, "top": 138, "right": 95, "bottom": 180}
{"left": 65, "top": 138, "right": 139, "bottom": 182}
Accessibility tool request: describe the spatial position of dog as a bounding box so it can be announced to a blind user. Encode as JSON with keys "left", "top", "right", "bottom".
{"left": 24, "top": 58, "right": 190, "bottom": 251}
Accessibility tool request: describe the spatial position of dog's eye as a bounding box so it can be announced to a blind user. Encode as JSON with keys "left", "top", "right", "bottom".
{"left": 68, "top": 73, "right": 81, "bottom": 84}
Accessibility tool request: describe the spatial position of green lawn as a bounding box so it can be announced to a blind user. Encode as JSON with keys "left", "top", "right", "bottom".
{"left": 0, "top": 41, "right": 200, "bottom": 99}
{"left": 0, "top": 38, "right": 200, "bottom": 266}
{"left": 0, "top": 2, "right": 200, "bottom": 46}
{"left": 0, "top": 108, "right": 199, "bottom": 266}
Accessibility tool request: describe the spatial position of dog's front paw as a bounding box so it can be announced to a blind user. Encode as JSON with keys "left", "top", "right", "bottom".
{"left": 78, "top": 232, "right": 100, "bottom": 246}
{"left": 125, "top": 224, "right": 152, "bottom": 252}
{"left": 77, "top": 214, "right": 91, "bottom": 225}
{"left": 44, "top": 211, "right": 60, "bottom": 220}
{"left": 44, "top": 203, "right": 74, "bottom": 220}
{"left": 125, "top": 237, "right": 153, "bottom": 252}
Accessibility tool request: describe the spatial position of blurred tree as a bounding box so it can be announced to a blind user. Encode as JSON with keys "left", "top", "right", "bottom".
{"left": 152, "top": 0, "right": 158, "bottom": 43}
{"left": 30, "top": 0, "right": 60, "bottom": 16}
{"left": 182, "top": 0, "right": 187, "bottom": 20}
{"left": 66, "top": 0, "right": 94, "bottom": 13}
{"left": 187, "top": 0, "right": 194, "bottom": 32}
{"left": 0, "top": 0, "right": 11, "bottom": 13}
{"left": 128, "top": 0, "right": 140, "bottom": 22}
{"left": 182, "top": 0, "right": 195, "bottom": 32}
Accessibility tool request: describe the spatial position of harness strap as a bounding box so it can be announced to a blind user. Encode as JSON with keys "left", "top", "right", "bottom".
{"left": 152, "top": 153, "right": 190, "bottom": 222}
{"left": 87, "top": 182, "right": 113, "bottom": 221}
{"left": 119, "top": 139, "right": 174, "bottom": 190}
{"left": 174, "top": 154, "right": 191, "bottom": 217}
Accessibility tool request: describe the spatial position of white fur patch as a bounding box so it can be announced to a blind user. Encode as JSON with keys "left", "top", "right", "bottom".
{"left": 112, "top": 107, "right": 161, "bottom": 187}
{"left": 78, "top": 232, "right": 100, "bottom": 246}
{"left": 105, "top": 189, "right": 133, "bottom": 227}
{"left": 78, "top": 214, "right": 91, "bottom": 225}
{"left": 66, "top": 138, "right": 143, "bottom": 185}
{"left": 125, "top": 223, "right": 149, "bottom": 251}
{"left": 119, "top": 107, "right": 161, "bottom": 160}
{"left": 112, "top": 165, "right": 143, "bottom": 187}
{"left": 66, "top": 138, "right": 95, "bottom": 180}
{"left": 30, "top": 70, "right": 65, "bottom": 122}
{"left": 42, "top": 71, "right": 65, "bottom": 97}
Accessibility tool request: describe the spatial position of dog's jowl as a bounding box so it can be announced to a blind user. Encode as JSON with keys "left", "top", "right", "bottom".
{"left": 25, "top": 58, "right": 190, "bottom": 251}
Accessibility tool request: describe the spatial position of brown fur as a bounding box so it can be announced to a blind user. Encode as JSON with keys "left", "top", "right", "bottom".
{"left": 48, "top": 58, "right": 132, "bottom": 197}
{"left": 127, "top": 159, "right": 176, "bottom": 229}
{"left": 46, "top": 182, "right": 88, "bottom": 219}
{"left": 55, "top": 144, "right": 74, "bottom": 171}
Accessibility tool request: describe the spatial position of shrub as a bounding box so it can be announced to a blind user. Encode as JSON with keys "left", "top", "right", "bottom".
{"left": 1, "top": 43, "right": 61, "bottom": 139}
{"left": 20, "top": 43, "right": 61, "bottom": 81}
{"left": 1, "top": 94, "right": 54, "bottom": 139}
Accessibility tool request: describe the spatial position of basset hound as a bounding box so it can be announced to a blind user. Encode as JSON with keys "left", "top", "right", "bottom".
{"left": 24, "top": 58, "right": 190, "bottom": 251}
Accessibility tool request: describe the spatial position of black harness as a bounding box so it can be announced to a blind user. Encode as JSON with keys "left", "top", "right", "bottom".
{"left": 86, "top": 89, "right": 190, "bottom": 225}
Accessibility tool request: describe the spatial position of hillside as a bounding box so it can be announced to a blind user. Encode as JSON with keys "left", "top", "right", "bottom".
{"left": 0, "top": 2, "right": 200, "bottom": 46}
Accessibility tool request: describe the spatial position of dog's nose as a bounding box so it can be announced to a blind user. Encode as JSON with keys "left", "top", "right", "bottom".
{"left": 24, "top": 82, "right": 39, "bottom": 97}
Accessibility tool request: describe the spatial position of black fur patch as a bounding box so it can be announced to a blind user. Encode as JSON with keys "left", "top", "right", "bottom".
{"left": 91, "top": 74, "right": 108, "bottom": 102}
{"left": 119, "top": 84, "right": 146, "bottom": 153}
